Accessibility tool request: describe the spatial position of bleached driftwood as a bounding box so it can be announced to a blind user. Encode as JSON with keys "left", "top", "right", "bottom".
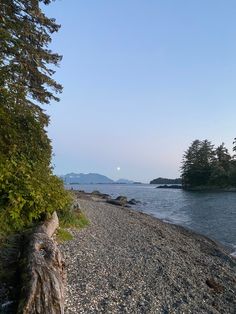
{"left": 17, "top": 212, "right": 65, "bottom": 314}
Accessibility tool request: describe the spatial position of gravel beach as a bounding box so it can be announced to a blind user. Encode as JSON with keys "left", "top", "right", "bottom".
{"left": 60, "top": 193, "right": 236, "bottom": 314}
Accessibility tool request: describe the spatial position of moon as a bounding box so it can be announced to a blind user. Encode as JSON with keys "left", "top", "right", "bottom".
{"left": 116, "top": 167, "right": 121, "bottom": 171}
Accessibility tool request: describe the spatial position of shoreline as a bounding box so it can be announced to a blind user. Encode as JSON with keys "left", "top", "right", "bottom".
{"left": 60, "top": 192, "right": 236, "bottom": 313}
{"left": 135, "top": 208, "right": 236, "bottom": 257}
{"left": 136, "top": 208, "right": 236, "bottom": 256}
{"left": 67, "top": 183, "right": 236, "bottom": 192}
{"left": 72, "top": 190, "right": 236, "bottom": 256}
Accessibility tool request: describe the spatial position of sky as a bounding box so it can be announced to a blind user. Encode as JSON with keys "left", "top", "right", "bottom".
{"left": 44, "top": 0, "right": 236, "bottom": 183}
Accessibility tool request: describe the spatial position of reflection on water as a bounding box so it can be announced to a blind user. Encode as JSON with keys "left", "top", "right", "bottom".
{"left": 68, "top": 184, "right": 236, "bottom": 251}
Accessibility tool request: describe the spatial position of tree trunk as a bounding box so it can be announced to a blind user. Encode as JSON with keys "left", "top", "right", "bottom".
{"left": 17, "top": 212, "right": 66, "bottom": 314}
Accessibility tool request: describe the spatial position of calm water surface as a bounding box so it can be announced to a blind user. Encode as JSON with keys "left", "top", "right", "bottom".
{"left": 69, "top": 184, "right": 236, "bottom": 253}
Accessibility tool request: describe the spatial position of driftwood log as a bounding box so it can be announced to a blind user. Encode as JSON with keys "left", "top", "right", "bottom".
{"left": 17, "top": 212, "right": 66, "bottom": 314}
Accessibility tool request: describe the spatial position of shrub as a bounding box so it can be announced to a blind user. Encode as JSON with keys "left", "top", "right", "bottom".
{"left": 0, "top": 156, "right": 72, "bottom": 233}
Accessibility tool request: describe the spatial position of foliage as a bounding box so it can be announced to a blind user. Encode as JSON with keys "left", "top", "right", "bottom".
{"left": 233, "top": 138, "right": 236, "bottom": 160}
{"left": 0, "top": 1, "right": 71, "bottom": 233}
{"left": 0, "top": 0, "right": 62, "bottom": 105}
{"left": 0, "top": 92, "right": 51, "bottom": 164}
{"left": 0, "top": 156, "right": 72, "bottom": 232}
{"left": 181, "top": 139, "right": 236, "bottom": 189}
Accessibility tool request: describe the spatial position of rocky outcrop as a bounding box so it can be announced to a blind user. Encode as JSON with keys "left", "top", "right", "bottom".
{"left": 107, "top": 196, "right": 128, "bottom": 207}
{"left": 91, "top": 191, "right": 111, "bottom": 199}
{"left": 128, "top": 198, "right": 141, "bottom": 205}
{"left": 106, "top": 196, "right": 139, "bottom": 206}
{"left": 156, "top": 184, "right": 182, "bottom": 189}
{"left": 107, "top": 196, "right": 141, "bottom": 207}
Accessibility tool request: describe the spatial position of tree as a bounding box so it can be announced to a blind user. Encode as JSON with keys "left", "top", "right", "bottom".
{"left": 181, "top": 140, "right": 201, "bottom": 187}
{"left": 233, "top": 138, "right": 236, "bottom": 158}
{"left": 228, "top": 138, "right": 236, "bottom": 185}
{"left": 228, "top": 160, "right": 236, "bottom": 186}
{"left": 0, "top": 0, "right": 62, "bottom": 160}
{"left": 209, "top": 143, "right": 231, "bottom": 186}
{"left": 181, "top": 140, "right": 215, "bottom": 188}
{"left": 0, "top": 94, "right": 51, "bottom": 165}
{"left": 0, "top": 0, "right": 71, "bottom": 233}
{"left": 215, "top": 143, "right": 231, "bottom": 168}
{"left": 0, "top": 0, "right": 62, "bottom": 105}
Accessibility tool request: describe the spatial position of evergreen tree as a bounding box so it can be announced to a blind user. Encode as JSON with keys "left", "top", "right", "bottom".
{"left": 233, "top": 138, "right": 236, "bottom": 157}
{"left": 0, "top": 0, "right": 62, "bottom": 105}
{"left": 209, "top": 143, "right": 231, "bottom": 186}
{"left": 0, "top": 0, "right": 62, "bottom": 161}
{"left": 215, "top": 143, "right": 231, "bottom": 167}
{"left": 181, "top": 140, "right": 201, "bottom": 187}
{"left": 0, "top": 0, "right": 71, "bottom": 233}
{"left": 229, "top": 138, "right": 236, "bottom": 185}
{"left": 181, "top": 140, "right": 215, "bottom": 188}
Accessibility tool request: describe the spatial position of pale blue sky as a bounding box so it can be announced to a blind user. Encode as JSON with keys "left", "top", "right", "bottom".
{"left": 45, "top": 0, "right": 236, "bottom": 182}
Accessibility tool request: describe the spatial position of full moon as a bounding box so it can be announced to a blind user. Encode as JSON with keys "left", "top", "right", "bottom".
{"left": 116, "top": 167, "right": 121, "bottom": 171}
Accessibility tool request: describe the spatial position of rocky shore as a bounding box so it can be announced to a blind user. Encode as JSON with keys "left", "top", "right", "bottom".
{"left": 60, "top": 191, "right": 236, "bottom": 314}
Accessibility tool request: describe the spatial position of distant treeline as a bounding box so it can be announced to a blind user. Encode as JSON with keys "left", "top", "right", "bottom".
{"left": 181, "top": 139, "right": 236, "bottom": 189}
{"left": 150, "top": 177, "right": 182, "bottom": 184}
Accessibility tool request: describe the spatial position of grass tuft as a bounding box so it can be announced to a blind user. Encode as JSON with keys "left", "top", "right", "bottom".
{"left": 56, "top": 228, "right": 73, "bottom": 242}
{"left": 58, "top": 210, "right": 89, "bottom": 229}
{"left": 56, "top": 209, "right": 89, "bottom": 242}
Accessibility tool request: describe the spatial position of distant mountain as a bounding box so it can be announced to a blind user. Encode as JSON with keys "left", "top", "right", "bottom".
{"left": 116, "top": 178, "right": 134, "bottom": 184}
{"left": 150, "top": 177, "right": 182, "bottom": 184}
{"left": 61, "top": 173, "right": 114, "bottom": 184}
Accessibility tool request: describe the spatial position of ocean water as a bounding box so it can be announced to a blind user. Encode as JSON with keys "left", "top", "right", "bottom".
{"left": 68, "top": 184, "right": 236, "bottom": 254}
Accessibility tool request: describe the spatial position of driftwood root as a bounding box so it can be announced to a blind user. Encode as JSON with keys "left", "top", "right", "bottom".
{"left": 18, "top": 212, "right": 65, "bottom": 314}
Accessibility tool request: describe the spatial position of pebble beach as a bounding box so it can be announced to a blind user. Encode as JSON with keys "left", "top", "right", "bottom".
{"left": 60, "top": 192, "right": 236, "bottom": 314}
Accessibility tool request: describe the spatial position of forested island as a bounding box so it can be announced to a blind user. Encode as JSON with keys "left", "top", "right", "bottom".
{"left": 150, "top": 177, "right": 182, "bottom": 184}
{"left": 151, "top": 139, "right": 236, "bottom": 191}
{"left": 181, "top": 139, "right": 236, "bottom": 190}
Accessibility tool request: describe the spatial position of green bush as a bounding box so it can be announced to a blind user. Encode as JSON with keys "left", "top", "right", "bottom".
{"left": 0, "top": 156, "right": 72, "bottom": 233}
